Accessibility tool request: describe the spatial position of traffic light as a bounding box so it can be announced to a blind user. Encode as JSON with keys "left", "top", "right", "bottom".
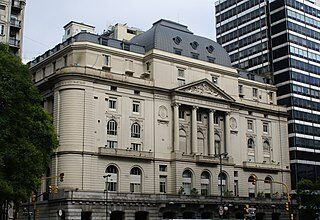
{"left": 249, "top": 175, "right": 257, "bottom": 185}
{"left": 31, "top": 194, "right": 37, "bottom": 204}
{"left": 59, "top": 173, "right": 64, "bottom": 182}
{"left": 285, "top": 202, "right": 290, "bottom": 212}
{"left": 48, "top": 185, "right": 52, "bottom": 193}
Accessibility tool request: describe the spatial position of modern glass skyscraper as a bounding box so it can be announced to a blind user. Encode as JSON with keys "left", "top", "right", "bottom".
{"left": 216, "top": 0, "right": 320, "bottom": 189}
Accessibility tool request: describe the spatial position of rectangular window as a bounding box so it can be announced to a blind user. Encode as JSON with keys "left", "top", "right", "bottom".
{"left": 63, "top": 55, "right": 68, "bottom": 67}
{"left": 263, "top": 122, "right": 269, "bottom": 133}
{"left": 123, "top": 43, "right": 130, "bottom": 51}
{"left": 159, "top": 176, "right": 167, "bottom": 193}
{"left": 238, "top": 85, "right": 243, "bottom": 94}
{"left": 103, "top": 55, "right": 110, "bottom": 66}
{"left": 42, "top": 67, "right": 46, "bottom": 77}
{"left": 178, "top": 78, "right": 185, "bottom": 86}
{"left": 0, "top": 25, "right": 4, "bottom": 35}
{"left": 208, "top": 56, "right": 215, "bottom": 63}
{"left": 130, "top": 183, "right": 141, "bottom": 193}
{"left": 159, "top": 165, "right": 167, "bottom": 172}
{"left": 110, "top": 86, "right": 117, "bottom": 91}
{"left": 52, "top": 61, "right": 56, "bottom": 71}
{"left": 214, "top": 116, "right": 219, "bottom": 124}
{"left": 0, "top": 5, "right": 6, "bottom": 10}
{"left": 191, "top": 52, "right": 199, "bottom": 59}
{"left": 252, "top": 88, "right": 258, "bottom": 97}
{"left": 247, "top": 120, "right": 253, "bottom": 131}
{"left": 106, "top": 140, "right": 117, "bottom": 148}
{"left": 134, "top": 90, "right": 140, "bottom": 95}
{"left": 197, "top": 113, "right": 202, "bottom": 122}
{"left": 178, "top": 69, "right": 185, "bottom": 77}
{"left": 133, "top": 101, "right": 140, "bottom": 113}
{"left": 174, "top": 48, "right": 182, "bottom": 55}
{"left": 179, "top": 109, "right": 185, "bottom": 119}
{"left": 146, "top": 62, "right": 151, "bottom": 71}
{"left": 269, "top": 92, "right": 273, "bottom": 102}
{"left": 131, "top": 143, "right": 141, "bottom": 151}
{"left": 109, "top": 99, "right": 117, "bottom": 110}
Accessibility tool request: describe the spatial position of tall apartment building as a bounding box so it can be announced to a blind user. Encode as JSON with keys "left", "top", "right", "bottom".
{"left": 0, "top": 0, "right": 26, "bottom": 57}
{"left": 216, "top": 0, "right": 320, "bottom": 189}
{"left": 27, "top": 20, "right": 290, "bottom": 220}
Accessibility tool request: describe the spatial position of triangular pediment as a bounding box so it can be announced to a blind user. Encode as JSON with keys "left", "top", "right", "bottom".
{"left": 174, "top": 79, "right": 235, "bottom": 102}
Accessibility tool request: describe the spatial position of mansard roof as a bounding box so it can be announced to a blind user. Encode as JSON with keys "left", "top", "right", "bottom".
{"left": 130, "top": 19, "right": 232, "bottom": 67}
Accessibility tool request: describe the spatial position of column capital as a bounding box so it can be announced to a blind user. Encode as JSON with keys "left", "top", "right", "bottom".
{"left": 225, "top": 111, "right": 231, "bottom": 116}
{"left": 192, "top": 106, "right": 199, "bottom": 110}
{"left": 172, "top": 102, "right": 181, "bottom": 107}
{"left": 209, "top": 109, "right": 216, "bottom": 113}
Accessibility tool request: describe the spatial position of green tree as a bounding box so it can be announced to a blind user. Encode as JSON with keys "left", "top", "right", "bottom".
{"left": 297, "top": 178, "right": 320, "bottom": 219}
{"left": 0, "top": 44, "right": 58, "bottom": 218}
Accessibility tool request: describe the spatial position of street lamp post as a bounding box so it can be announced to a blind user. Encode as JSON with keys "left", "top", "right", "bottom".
{"left": 103, "top": 174, "right": 111, "bottom": 220}
{"left": 216, "top": 152, "right": 228, "bottom": 219}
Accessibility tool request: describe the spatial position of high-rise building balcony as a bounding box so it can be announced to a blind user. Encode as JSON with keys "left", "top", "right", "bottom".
{"left": 11, "top": 1, "right": 22, "bottom": 11}
{"left": 10, "top": 18, "right": 21, "bottom": 29}
{"left": 9, "top": 37, "right": 20, "bottom": 47}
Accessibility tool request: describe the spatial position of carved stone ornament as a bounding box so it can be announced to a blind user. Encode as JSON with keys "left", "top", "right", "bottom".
{"left": 230, "top": 117, "right": 237, "bottom": 129}
{"left": 184, "top": 83, "right": 221, "bottom": 98}
{"left": 158, "top": 105, "right": 168, "bottom": 119}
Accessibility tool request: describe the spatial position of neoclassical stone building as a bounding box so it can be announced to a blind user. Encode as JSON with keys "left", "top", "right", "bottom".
{"left": 27, "top": 20, "right": 291, "bottom": 220}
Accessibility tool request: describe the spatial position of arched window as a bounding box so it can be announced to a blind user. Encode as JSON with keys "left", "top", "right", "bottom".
{"left": 248, "top": 175, "right": 257, "bottom": 198}
{"left": 214, "top": 134, "right": 221, "bottom": 155}
{"left": 248, "top": 138, "right": 255, "bottom": 148}
{"left": 107, "top": 120, "right": 117, "bottom": 135}
{"left": 130, "top": 167, "right": 142, "bottom": 193}
{"left": 201, "top": 171, "right": 210, "bottom": 196}
{"left": 182, "top": 170, "right": 192, "bottom": 195}
{"left": 131, "top": 123, "right": 141, "bottom": 138}
{"left": 197, "top": 131, "right": 205, "bottom": 155}
{"left": 106, "top": 165, "right": 118, "bottom": 192}
{"left": 218, "top": 172, "right": 228, "bottom": 196}
{"left": 264, "top": 176, "right": 273, "bottom": 198}
{"left": 263, "top": 140, "right": 270, "bottom": 151}
{"left": 179, "top": 129, "right": 187, "bottom": 154}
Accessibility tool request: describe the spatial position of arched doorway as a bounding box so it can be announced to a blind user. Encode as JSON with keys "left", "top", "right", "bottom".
{"left": 135, "top": 211, "right": 148, "bottom": 220}
{"left": 110, "top": 211, "right": 124, "bottom": 220}
{"left": 248, "top": 174, "right": 257, "bottom": 197}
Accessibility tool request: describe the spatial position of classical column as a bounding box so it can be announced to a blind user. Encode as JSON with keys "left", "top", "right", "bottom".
{"left": 208, "top": 109, "right": 215, "bottom": 156}
{"left": 192, "top": 106, "right": 198, "bottom": 154}
{"left": 225, "top": 112, "right": 231, "bottom": 153}
{"left": 173, "top": 103, "right": 180, "bottom": 152}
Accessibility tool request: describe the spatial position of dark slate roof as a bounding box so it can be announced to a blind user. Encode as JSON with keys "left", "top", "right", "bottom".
{"left": 130, "top": 19, "right": 232, "bottom": 67}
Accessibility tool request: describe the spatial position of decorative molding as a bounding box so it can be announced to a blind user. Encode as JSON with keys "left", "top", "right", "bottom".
{"left": 184, "top": 83, "right": 221, "bottom": 98}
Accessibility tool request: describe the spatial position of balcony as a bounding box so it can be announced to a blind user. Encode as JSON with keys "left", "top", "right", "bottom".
{"left": 11, "top": 1, "right": 22, "bottom": 11}
{"left": 98, "top": 147, "right": 154, "bottom": 160}
{"left": 10, "top": 18, "right": 21, "bottom": 29}
{"left": 9, "top": 37, "right": 20, "bottom": 48}
{"left": 243, "top": 161, "right": 281, "bottom": 172}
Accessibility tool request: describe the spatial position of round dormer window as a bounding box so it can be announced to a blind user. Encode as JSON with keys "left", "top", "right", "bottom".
{"left": 173, "top": 36, "right": 182, "bottom": 45}
{"left": 206, "top": 45, "right": 214, "bottom": 53}
{"left": 190, "top": 41, "right": 199, "bottom": 50}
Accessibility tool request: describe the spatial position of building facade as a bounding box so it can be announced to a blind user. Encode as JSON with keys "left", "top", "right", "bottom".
{"left": 216, "top": 0, "right": 320, "bottom": 189}
{"left": 27, "top": 20, "right": 290, "bottom": 220}
{"left": 0, "top": 0, "right": 25, "bottom": 56}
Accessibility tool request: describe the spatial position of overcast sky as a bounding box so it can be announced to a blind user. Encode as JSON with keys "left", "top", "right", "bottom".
{"left": 23, "top": 0, "right": 216, "bottom": 61}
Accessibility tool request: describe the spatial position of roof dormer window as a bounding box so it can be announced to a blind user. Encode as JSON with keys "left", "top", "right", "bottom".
{"left": 206, "top": 45, "right": 214, "bottom": 53}
{"left": 173, "top": 36, "right": 182, "bottom": 45}
{"left": 190, "top": 41, "right": 199, "bottom": 50}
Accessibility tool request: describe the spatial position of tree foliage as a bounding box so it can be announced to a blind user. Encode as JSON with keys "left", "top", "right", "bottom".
{"left": 297, "top": 178, "right": 320, "bottom": 209}
{"left": 0, "top": 44, "right": 58, "bottom": 205}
